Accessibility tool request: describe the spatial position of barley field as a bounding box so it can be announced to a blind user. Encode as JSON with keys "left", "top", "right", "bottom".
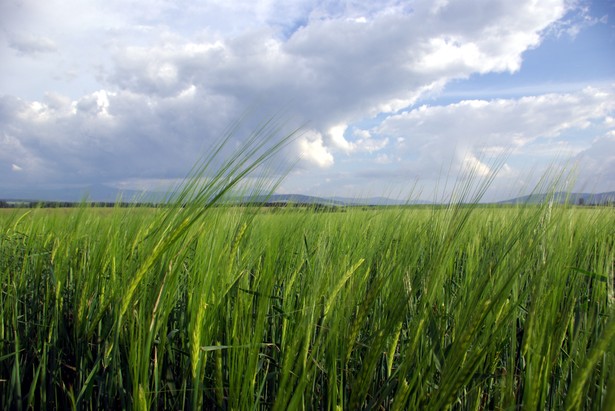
{"left": 1, "top": 197, "right": 613, "bottom": 410}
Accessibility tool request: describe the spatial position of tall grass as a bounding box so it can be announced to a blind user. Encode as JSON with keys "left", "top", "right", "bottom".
{"left": 0, "top": 130, "right": 613, "bottom": 409}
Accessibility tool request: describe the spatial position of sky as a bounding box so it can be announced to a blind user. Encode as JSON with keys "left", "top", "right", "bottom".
{"left": 1, "top": 0, "right": 614, "bottom": 202}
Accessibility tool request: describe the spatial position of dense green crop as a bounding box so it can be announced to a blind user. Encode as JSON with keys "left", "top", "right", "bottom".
{"left": 1, "top": 200, "right": 613, "bottom": 410}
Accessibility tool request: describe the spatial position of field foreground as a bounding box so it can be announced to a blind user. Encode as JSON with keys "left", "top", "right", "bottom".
{"left": 1, "top": 203, "right": 614, "bottom": 410}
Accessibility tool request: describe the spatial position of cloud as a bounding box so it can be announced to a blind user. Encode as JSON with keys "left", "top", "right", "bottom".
{"left": 297, "top": 130, "right": 334, "bottom": 168}
{"left": 8, "top": 33, "right": 57, "bottom": 55}
{"left": 100, "top": 0, "right": 574, "bottom": 123}
{"left": 545, "top": 0, "right": 610, "bottom": 38}
{"left": 283, "top": 86, "right": 613, "bottom": 199}
{"left": 377, "top": 86, "right": 613, "bottom": 149}
{"left": 87, "top": 0, "right": 574, "bottom": 157}
{"left": 462, "top": 153, "right": 491, "bottom": 178}
{"left": 1, "top": 0, "right": 609, "bottom": 199}
{"left": 368, "top": 86, "right": 615, "bottom": 193}
{"left": 574, "top": 132, "right": 615, "bottom": 191}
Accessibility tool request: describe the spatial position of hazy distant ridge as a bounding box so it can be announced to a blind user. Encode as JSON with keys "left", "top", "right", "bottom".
{"left": 2, "top": 187, "right": 614, "bottom": 206}
{"left": 498, "top": 191, "right": 615, "bottom": 205}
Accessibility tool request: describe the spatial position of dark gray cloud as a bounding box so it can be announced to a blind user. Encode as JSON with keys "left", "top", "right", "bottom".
{"left": 8, "top": 34, "right": 57, "bottom": 54}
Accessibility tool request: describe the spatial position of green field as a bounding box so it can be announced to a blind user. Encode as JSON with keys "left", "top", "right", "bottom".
{"left": 1, "top": 200, "right": 613, "bottom": 410}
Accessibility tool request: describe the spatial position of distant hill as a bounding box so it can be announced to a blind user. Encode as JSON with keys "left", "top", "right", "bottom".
{"left": 237, "top": 194, "right": 428, "bottom": 206}
{"left": 245, "top": 194, "right": 345, "bottom": 206}
{"left": 0, "top": 184, "right": 155, "bottom": 203}
{"left": 0, "top": 189, "right": 423, "bottom": 207}
{"left": 498, "top": 191, "right": 615, "bottom": 205}
{"left": 329, "top": 196, "right": 427, "bottom": 206}
{"left": 264, "top": 195, "right": 419, "bottom": 206}
{"left": 2, "top": 186, "right": 613, "bottom": 207}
